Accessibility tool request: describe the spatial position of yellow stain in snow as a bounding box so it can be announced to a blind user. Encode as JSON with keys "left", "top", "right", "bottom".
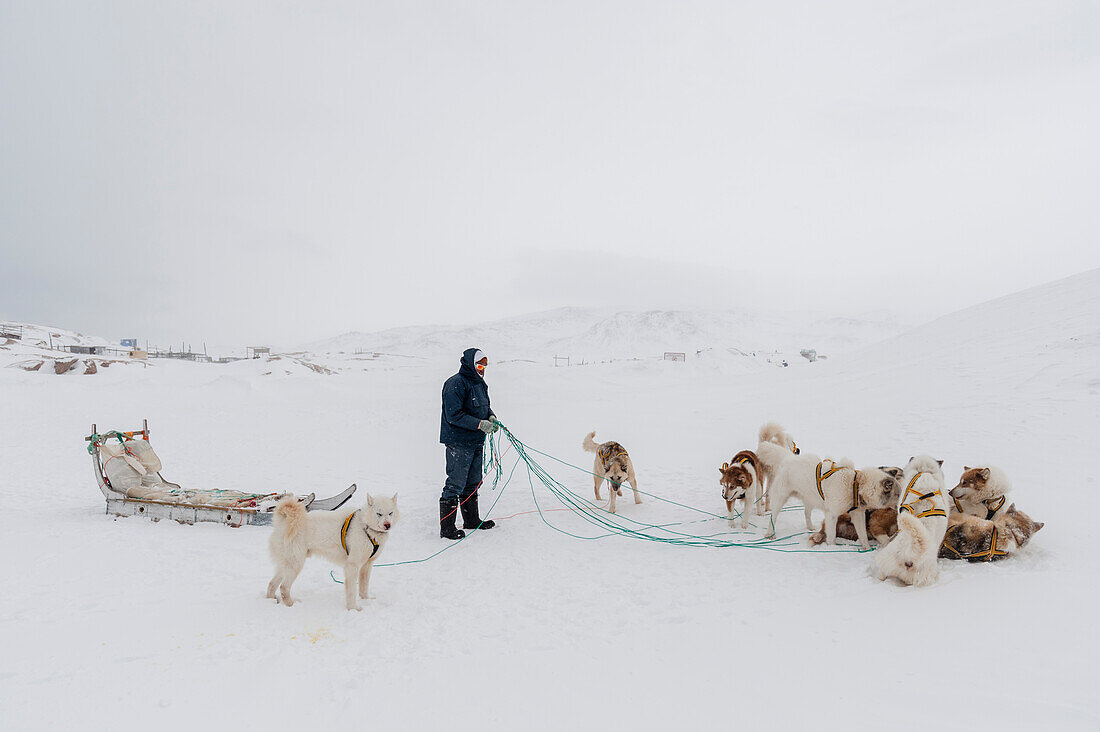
{"left": 307, "top": 628, "right": 333, "bottom": 645}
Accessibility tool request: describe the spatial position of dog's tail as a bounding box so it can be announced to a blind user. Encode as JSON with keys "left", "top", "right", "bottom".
{"left": 273, "top": 495, "right": 308, "bottom": 539}
{"left": 583, "top": 431, "right": 599, "bottom": 453}
{"left": 758, "top": 422, "right": 788, "bottom": 446}
{"left": 897, "top": 511, "right": 932, "bottom": 555}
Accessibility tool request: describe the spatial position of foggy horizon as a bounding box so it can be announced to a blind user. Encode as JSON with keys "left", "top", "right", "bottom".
{"left": 3, "top": 2, "right": 1098, "bottom": 349}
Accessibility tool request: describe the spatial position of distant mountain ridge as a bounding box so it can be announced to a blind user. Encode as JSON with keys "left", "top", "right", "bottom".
{"left": 304, "top": 306, "right": 910, "bottom": 361}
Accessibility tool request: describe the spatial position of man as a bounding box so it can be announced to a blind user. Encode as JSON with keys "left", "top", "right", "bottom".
{"left": 439, "top": 348, "right": 500, "bottom": 540}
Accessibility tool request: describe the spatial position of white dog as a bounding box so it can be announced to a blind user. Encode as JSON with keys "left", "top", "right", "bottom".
{"left": 764, "top": 454, "right": 902, "bottom": 548}
{"left": 874, "top": 455, "right": 948, "bottom": 586}
{"left": 873, "top": 512, "right": 940, "bottom": 586}
{"left": 266, "top": 493, "right": 398, "bottom": 611}
{"left": 755, "top": 422, "right": 801, "bottom": 512}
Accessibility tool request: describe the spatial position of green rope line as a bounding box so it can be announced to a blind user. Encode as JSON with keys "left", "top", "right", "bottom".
{"left": 331, "top": 449, "right": 521, "bottom": 581}
{"left": 86, "top": 430, "right": 126, "bottom": 454}
{"left": 491, "top": 424, "right": 871, "bottom": 554}
{"left": 326, "top": 421, "right": 869, "bottom": 583}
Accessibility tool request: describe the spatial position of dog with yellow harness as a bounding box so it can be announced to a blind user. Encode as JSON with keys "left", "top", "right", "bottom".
{"left": 266, "top": 493, "right": 399, "bottom": 611}
{"left": 764, "top": 453, "right": 902, "bottom": 548}
{"left": 949, "top": 465, "right": 1012, "bottom": 521}
{"left": 939, "top": 503, "right": 1043, "bottom": 562}
{"left": 719, "top": 450, "right": 763, "bottom": 529}
{"left": 583, "top": 431, "right": 640, "bottom": 514}
{"left": 874, "top": 455, "right": 948, "bottom": 586}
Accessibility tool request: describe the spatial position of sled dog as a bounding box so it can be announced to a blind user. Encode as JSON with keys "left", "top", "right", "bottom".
{"left": 949, "top": 466, "right": 1011, "bottom": 520}
{"left": 719, "top": 450, "right": 762, "bottom": 529}
{"left": 267, "top": 493, "right": 398, "bottom": 611}
{"left": 583, "top": 431, "right": 640, "bottom": 514}
{"left": 755, "top": 422, "right": 801, "bottom": 512}
{"left": 765, "top": 454, "right": 901, "bottom": 549}
{"left": 810, "top": 508, "right": 898, "bottom": 547}
{"left": 874, "top": 455, "right": 948, "bottom": 586}
{"left": 939, "top": 504, "right": 1043, "bottom": 562}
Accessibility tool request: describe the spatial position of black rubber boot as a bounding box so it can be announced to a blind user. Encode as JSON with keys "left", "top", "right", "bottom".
{"left": 439, "top": 498, "right": 466, "bottom": 540}
{"left": 460, "top": 492, "right": 496, "bottom": 530}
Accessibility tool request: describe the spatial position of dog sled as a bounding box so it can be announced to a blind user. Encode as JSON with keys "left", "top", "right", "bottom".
{"left": 86, "top": 420, "right": 356, "bottom": 527}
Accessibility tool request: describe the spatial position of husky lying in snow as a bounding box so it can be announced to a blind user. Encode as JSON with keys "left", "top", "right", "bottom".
{"left": 755, "top": 422, "right": 800, "bottom": 512}
{"left": 267, "top": 494, "right": 398, "bottom": 611}
{"left": 874, "top": 456, "right": 948, "bottom": 586}
{"left": 719, "top": 450, "right": 762, "bottom": 529}
{"left": 810, "top": 508, "right": 899, "bottom": 547}
{"left": 583, "top": 431, "right": 640, "bottom": 514}
{"left": 949, "top": 465, "right": 1012, "bottom": 520}
{"left": 765, "top": 454, "right": 901, "bottom": 549}
{"left": 940, "top": 504, "right": 1043, "bottom": 562}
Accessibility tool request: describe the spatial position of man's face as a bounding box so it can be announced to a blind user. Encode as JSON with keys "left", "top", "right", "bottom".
{"left": 475, "top": 358, "right": 487, "bottom": 376}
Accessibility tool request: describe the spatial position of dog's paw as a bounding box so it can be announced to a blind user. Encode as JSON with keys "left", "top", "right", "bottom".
{"left": 358, "top": 592, "right": 376, "bottom": 600}
{"left": 348, "top": 603, "right": 363, "bottom": 612}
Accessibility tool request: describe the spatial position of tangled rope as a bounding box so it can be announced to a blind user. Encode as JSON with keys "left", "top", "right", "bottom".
{"left": 334, "top": 422, "right": 871, "bottom": 581}
{"left": 490, "top": 424, "right": 871, "bottom": 554}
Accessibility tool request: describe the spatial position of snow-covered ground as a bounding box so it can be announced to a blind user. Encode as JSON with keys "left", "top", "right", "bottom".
{"left": 1, "top": 271, "right": 1098, "bottom": 730}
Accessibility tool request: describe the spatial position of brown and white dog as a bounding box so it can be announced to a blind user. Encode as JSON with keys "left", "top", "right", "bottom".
{"left": 949, "top": 465, "right": 1012, "bottom": 521}
{"left": 583, "top": 431, "right": 640, "bottom": 514}
{"left": 719, "top": 450, "right": 762, "bottom": 529}
{"left": 755, "top": 422, "right": 801, "bottom": 512}
{"left": 939, "top": 504, "right": 1043, "bottom": 562}
{"left": 810, "top": 508, "right": 898, "bottom": 547}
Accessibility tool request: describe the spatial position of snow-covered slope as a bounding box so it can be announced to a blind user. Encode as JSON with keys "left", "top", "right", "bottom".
{"left": 1, "top": 271, "right": 1097, "bottom": 730}
{"left": 306, "top": 306, "right": 907, "bottom": 362}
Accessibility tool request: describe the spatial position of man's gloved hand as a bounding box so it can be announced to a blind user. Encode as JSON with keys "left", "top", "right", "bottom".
{"left": 478, "top": 419, "right": 499, "bottom": 434}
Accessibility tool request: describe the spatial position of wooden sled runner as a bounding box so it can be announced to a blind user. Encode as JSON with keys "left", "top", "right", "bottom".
{"left": 86, "top": 420, "right": 356, "bottom": 527}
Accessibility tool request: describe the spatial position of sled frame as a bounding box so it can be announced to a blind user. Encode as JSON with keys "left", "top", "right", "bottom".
{"left": 86, "top": 420, "right": 355, "bottom": 527}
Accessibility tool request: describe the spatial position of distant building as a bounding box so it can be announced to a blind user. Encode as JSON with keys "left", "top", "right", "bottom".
{"left": 663, "top": 352, "right": 686, "bottom": 362}
{"left": 67, "top": 345, "right": 106, "bottom": 355}
{"left": 247, "top": 346, "right": 270, "bottom": 359}
{"left": 800, "top": 348, "right": 817, "bottom": 363}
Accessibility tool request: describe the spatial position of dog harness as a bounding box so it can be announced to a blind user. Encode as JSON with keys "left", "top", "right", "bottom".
{"left": 899, "top": 473, "right": 947, "bottom": 519}
{"left": 341, "top": 511, "right": 380, "bottom": 558}
{"left": 846, "top": 470, "right": 864, "bottom": 513}
{"left": 940, "top": 526, "right": 1010, "bottom": 562}
{"left": 597, "top": 443, "right": 628, "bottom": 472}
{"left": 982, "top": 495, "right": 1006, "bottom": 520}
{"left": 815, "top": 459, "right": 845, "bottom": 500}
{"left": 950, "top": 493, "right": 1006, "bottom": 520}
{"left": 731, "top": 454, "right": 754, "bottom": 470}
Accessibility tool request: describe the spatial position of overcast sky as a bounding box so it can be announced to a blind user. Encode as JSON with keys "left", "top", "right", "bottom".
{"left": 2, "top": 1, "right": 1098, "bottom": 350}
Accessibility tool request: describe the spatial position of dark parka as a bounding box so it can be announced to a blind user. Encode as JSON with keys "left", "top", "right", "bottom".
{"left": 439, "top": 348, "right": 494, "bottom": 446}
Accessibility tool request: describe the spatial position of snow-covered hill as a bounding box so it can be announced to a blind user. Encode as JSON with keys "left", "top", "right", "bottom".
{"left": 305, "top": 306, "right": 908, "bottom": 362}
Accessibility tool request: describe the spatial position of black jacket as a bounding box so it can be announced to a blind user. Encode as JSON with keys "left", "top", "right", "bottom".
{"left": 439, "top": 348, "right": 494, "bottom": 445}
